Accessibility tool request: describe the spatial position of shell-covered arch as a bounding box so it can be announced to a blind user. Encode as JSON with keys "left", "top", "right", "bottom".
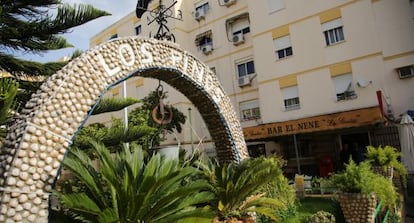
{"left": 0, "top": 37, "right": 248, "bottom": 222}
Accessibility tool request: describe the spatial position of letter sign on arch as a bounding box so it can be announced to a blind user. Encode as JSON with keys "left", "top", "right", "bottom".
{"left": 0, "top": 37, "right": 249, "bottom": 222}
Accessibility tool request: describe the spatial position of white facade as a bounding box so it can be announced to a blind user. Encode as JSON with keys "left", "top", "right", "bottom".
{"left": 88, "top": 0, "right": 414, "bottom": 171}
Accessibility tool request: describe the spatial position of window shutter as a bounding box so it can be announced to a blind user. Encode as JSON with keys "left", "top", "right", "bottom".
{"left": 321, "top": 18, "right": 343, "bottom": 31}
{"left": 240, "top": 100, "right": 259, "bottom": 111}
{"left": 334, "top": 73, "right": 353, "bottom": 94}
{"left": 273, "top": 35, "right": 291, "bottom": 50}
{"left": 282, "top": 85, "right": 299, "bottom": 100}
{"left": 232, "top": 19, "right": 249, "bottom": 33}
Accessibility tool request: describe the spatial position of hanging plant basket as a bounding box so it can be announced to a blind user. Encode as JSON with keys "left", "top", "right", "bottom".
{"left": 337, "top": 193, "right": 377, "bottom": 223}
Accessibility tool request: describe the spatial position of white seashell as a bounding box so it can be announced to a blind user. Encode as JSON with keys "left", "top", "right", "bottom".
{"left": 19, "top": 194, "right": 28, "bottom": 203}
{"left": 30, "top": 135, "right": 38, "bottom": 143}
{"left": 27, "top": 214, "right": 36, "bottom": 222}
{"left": 18, "top": 150, "right": 27, "bottom": 158}
{"left": 26, "top": 178, "right": 34, "bottom": 186}
{"left": 44, "top": 165, "right": 52, "bottom": 173}
{"left": 15, "top": 205, "right": 23, "bottom": 212}
{"left": 7, "top": 177, "right": 16, "bottom": 186}
{"left": 37, "top": 161, "right": 45, "bottom": 168}
{"left": 20, "top": 142, "right": 29, "bottom": 149}
{"left": 13, "top": 213, "right": 22, "bottom": 221}
{"left": 21, "top": 163, "right": 29, "bottom": 171}
{"left": 16, "top": 180, "right": 25, "bottom": 187}
{"left": 28, "top": 151, "right": 35, "bottom": 158}
{"left": 33, "top": 197, "right": 42, "bottom": 205}
{"left": 29, "top": 158, "right": 37, "bottom": 166}
{"left": 37, "top": 168, "right": 44, "bottom": 175}
{"left": 46, "top": 140, "right": 53, "bottom": 146}
{"left": 38, "top": 209, "right": 47, "bottom": 217}
{"left": 27, "top": 126, "right": 36, "bottom": 134}
{"left": 13, "top": 159, "right": 22, "bottom": 167}
{"left": 22, "top": 210, "right": 30, "bottom": 218}
{"left": 50, "top": 150, "right": 59, "bottom": 158}
{"left": 9, "top": 199, "right": 18, "bottom": 208}
{"left": 23, "top": 202, "right": 31, "bottom": 210}
{"left": 11, "top": 168, "right": 19, "bottom": 177}
{"left": 6, "top": 208, "right": 15, "bottom": 217}
{"left": 39, "top": 152, "right": 47, "bottom": 160}
{"left": 32, "top": 173, "right": 40, "bottom": 180}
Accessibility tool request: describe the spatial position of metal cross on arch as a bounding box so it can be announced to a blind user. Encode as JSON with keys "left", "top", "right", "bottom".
{"left": 136, "top": 0, "right": 183, "bottom": 42}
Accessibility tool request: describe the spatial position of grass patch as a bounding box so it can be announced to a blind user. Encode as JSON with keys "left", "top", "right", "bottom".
{"left": 282, "top": 197, "right": 345, "bottom": 223}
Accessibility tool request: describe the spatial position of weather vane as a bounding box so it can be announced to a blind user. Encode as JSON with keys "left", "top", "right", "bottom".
{"left": 136, "top": 0, "right": 183, "bottom": 42}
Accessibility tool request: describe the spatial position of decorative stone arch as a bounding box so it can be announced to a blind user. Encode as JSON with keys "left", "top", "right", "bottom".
{"left": 0, "top": 37, "right": 248, "bottom": 222}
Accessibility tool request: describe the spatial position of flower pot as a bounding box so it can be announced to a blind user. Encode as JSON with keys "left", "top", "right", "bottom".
{"left": 337, "top": 193, "right": 377, "bottom": 223}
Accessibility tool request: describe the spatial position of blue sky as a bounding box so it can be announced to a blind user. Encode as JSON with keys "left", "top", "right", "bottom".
{"left": 18, "top": 0, "right": 136, "bottom": 63}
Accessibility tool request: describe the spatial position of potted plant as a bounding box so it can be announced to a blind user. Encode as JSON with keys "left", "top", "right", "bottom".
{"left": 199, "top": 157, "right": 285, "bottom": 223}
{"left": 328, "top": 160, "right": 398, "bottom": 223}
{"left": 365, "top": 145, "right": 407, "bottom": 187}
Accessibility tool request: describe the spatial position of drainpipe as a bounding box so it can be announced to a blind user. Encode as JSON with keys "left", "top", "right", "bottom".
{"left": 188, "top": 107, "right": 194, "bottom": 152}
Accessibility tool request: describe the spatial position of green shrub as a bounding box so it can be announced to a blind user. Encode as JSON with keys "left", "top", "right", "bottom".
{"left": 257, "top": 157, "right": 297, "bottom": 223}
{"left": 306, "top": 211, "right": 336, "bottom": 223}
{"left": 366, "top": 145, "right": 408, "bottom": 187}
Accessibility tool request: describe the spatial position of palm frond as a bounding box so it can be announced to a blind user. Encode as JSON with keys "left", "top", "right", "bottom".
{"left": 92, "top": 97, "right": 141, "bottom": 115}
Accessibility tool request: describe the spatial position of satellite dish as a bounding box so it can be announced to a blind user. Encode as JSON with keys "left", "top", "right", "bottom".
{"left": 357, "top": 79, "right": 371, "bottom": 88}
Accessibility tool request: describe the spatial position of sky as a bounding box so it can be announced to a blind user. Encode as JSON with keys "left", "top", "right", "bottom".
{"left": 18, "top": 0, "right": 137, "bottom": 63}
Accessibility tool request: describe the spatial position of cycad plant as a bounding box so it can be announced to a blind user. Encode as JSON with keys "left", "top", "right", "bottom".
{"left": 0, "top": 78, "right": 19, "bottom": 138}
{"left": 199, "top": 157, "right": 284, "bottom": 222}
{"left": 55, "top": 140, "right": 214, "bottom": 223}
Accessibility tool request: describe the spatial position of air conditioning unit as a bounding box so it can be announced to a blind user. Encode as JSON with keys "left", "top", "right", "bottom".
{"left": 238, "top": 76, "right": 251, "bottom": 87}
{"left": 232, "top": 33, "right": 245, "bottom": 45}
{"left": 397, "top": 65, "right": 414, "bottom": 79}
{"left": 202, "top": 45, "right": 213, "bottom": 54}
{"left": 194, "top": 10, "right": 205, "bottom": 21}
{"left": 223, "top": 0, "right": 236, "bottom": 6}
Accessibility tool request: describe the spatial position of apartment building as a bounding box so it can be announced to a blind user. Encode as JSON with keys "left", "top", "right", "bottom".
{"left": 88, "top": 0, "right": 414, "bottom": 175}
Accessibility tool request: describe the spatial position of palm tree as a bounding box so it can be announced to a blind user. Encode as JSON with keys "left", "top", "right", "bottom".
{"left": 199, "top": 157, "right": 284, "bottom": 223}
{"left": 0, "top": 0, "right": 110, "bottom": 106}
{"left": 55, "top": 140, "right": 214, "bottom": 223}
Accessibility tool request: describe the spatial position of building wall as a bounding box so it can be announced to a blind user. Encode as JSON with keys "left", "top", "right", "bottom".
{"left": 87, "top": 0, "right": 414, "bottom": 158}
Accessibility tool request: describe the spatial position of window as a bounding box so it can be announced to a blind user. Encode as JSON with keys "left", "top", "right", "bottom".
{"left": 240, "top": 100, "right": 261, "bottom": 121}
{"left": 237, "top": 60, "right": 255, "bottom": 78}
{"left": 231, "top": 18, "right": 250, "bottom": 36}
{"left": 322, "top": 18, "right": 345, "bottom": 46}
{"left": 333, "top": 73, "right": 356, "bottom": 101}
{"left": 195, "top": 30, "right": 213, "bottom": 50}
{"left": 195, "top": 2, "right": 209, "bottom": 14}
{"left": 135, "top": 25, "right": 142, "bottom": 35}
{"left": 268, "top": 0, "right": 284, "bottom": 12}
{"left": 273, "top": 35, "right": 293, "bottom": 59}
{"left": 110, "top": 34, "right": 118, "bottom": 40}
{"left": 282, "top": 86, "right": 300, "bottom": 110}
{"left": 397, "top": 65, "right": 414, "bottom": 79}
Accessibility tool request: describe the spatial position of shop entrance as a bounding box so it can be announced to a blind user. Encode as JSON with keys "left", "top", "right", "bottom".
{"left": 340, "top": 132, "right": 370, "bottom": 167}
